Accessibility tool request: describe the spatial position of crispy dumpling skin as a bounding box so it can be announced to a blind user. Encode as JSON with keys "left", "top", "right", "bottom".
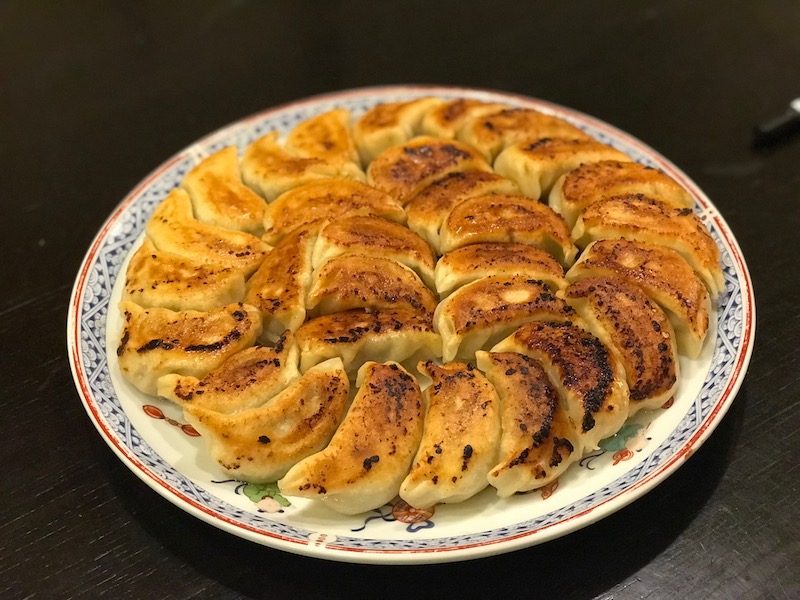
{"left": 494, "top": 137, "right": 631, "bottom": 200}
{"left": 572, "top": 194, "right": 724, "bottom": 297}
{"left": 181, "top": 146, "right": 267, "bottom": 235}
{"left": 434, "top": 242, "right": 566, "bottom": 298}
{"left": 439, "top": 194, "right": 578, "bottom": 266}
{"left": 123, "top": 238, "right": 246, "bottom": 311}
{"left": 157, "top": 331, "right": 300, "bottom": 414}
{"left": 312, "top": 215, "right": 436, "bottom": 289}
{"left": 183, "top": 358, "right": 350, "bottom": 483}
{"left": 420, "top": 98, "right": 508, "bottom": 139}
{"left": 284, "top": 108, "right": 361, "bottom": 168}
{"left": 457, "top": 107, "right": 590, "bottom": 162}
{"left": 116, "top": 301, "right": 262, "bottom": 396}
{"left": 306, "top": 254, "right": 437, "bottom": 317}
{"left": 295, "top": 308, "right": 441, "bottom": 373}
{"left": 492, "top": 321, "right": 629, "bottom": 451}
{"left": 352, "top": 97, "right": 445, "bottom": 165}
{"left": 549, "top": 160, "right": 694, "bottom": 229}
{"left": 245, "top": 222, "right": 319, "bottom": 343}
{"left": 240, "top": 131, "right": 364, "bottom": 202}
{"left": 145, "top": 188, "right": 269, "bottom": 275}
{"left": 566, "top": 239, "right": 711, "bottom": 358}
{"left": 476, "top": 351, "right": 581, "bottom": 497}
{"left": 435, "top": 276, "right": 576, "bottom": 362}
{"left": 563, "top": 277, "right": 679, "bottom": 415}
{"left": 278, "top": 361, "right": 425, "bottom": 515}
{"left": 399, "top": 361, "right": 501, "bottom": 508}
{"left": 405, "top": 171, "right": 520, "bottom": 252}
{"left": 262, "top": 179, "right": 405, "bottom": 245}
{"left": 366, "top": 136, "right": 491, "bottom": 204}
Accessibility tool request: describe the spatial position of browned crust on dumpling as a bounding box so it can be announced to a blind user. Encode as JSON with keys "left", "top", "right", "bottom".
{"left": 440, "top": 193, "right": 576, "bottom": 265}
{"left": 420, "top": 99, "right": 508, "bottom": 139}
{"left": 307, "top": 254, "right": 437, "bottom": 316}
{"left": 573, "top": 193, "right": 723, "bottom": 296}
{"left": 262, "top": 179, "right": 404, "bottom": 244}
{"left": 284, "top": 108, "right": 361, "bottom": 166}
{"left": 564, "top": 277, "right": 678, "bottom": 405}
{"left": 367, "top": 136, "right": 491, "bottom": 203}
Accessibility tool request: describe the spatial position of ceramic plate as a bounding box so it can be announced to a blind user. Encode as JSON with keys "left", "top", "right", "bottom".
{"left": 67, "top": 85, "right": 755, "bottom": 564}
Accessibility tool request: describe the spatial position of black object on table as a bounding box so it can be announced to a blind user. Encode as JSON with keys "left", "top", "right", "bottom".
{"left": 2, "top": 2, "right": 798, "bottom": 599}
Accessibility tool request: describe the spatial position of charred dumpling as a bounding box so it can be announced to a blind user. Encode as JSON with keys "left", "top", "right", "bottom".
{"left": 279, "top": 361, "right": 425, "bottom": 515}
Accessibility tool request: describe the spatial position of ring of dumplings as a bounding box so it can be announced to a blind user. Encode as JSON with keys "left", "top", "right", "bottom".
{"left": 117, "top": 96, "right": 722, "bottom": 516}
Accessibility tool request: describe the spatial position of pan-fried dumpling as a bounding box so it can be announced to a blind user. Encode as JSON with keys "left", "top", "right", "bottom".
{"left": 457, "top": 107, "right": 590, "bottom": 162}
{"left": 572, "top": 194, "right": 724, "bottom": 297}
{"left": 352, "top": 97, "right": 445, "bottom": 165}
{"left": 366, "top": 136, "right": 491, "bottom": 204}
{"left": 245, "top": 222, "right": 319, "bottom": 343}
{"left": 399, "top": 361, "right": 501, "bottom": 508}
{"left": 123, "top": 238, "right": 246, "bottom": 311}
{"left": 116, "top": 301, "right": 262, "bottom": 396}
{"left": 312, "top": 215, "right": 436, "bottom": 289}
{"left": 296, "top": 309, "right": 441, "bottom": 373}
{"left": 306, "top": 254, "right": 437, "bottom": 317}
{"left": 240, "top": 132, "right": 364, "bottom": 202}
{"left": 405, "top": 171, "right": 520, "bottom": 252}
{"left": 157, "top": 331, "right": 300, "bottom": 414}
{"left": 284, "top": 108, "right": 362, "bottom": 168}
{"left": 183, "top": 358, "right": 350, "bottom": 483}
{"left": 563, "top": 277, "right": 679, "bottom": 414}
{"left": 420, "top": 98, "right": 508, "bottom": 139}
{"left": 434, "top": 276, "right": 576, "bottom": 362}
{"left": 145, "top": 188, "right": 269, "bottom": 275}
{"left": 476, "top": 351, "right": 581, "bottom": 496}
{"left": 439, "top": 194, "right": 578, "bottom": 266}
{"left": 566, "top": 239, "right": 711, "bottom": 359}
{"left": 494, "top": 137, "right": 630, "bottom": 200}
{"left": 181, "top": 146, "right": 267, "bottom": 235}
{"left": 492, "top": 321, "right": 629, "bottom": 450}
{"left": 434, "top": 243, "right": 566, "bottom": 298}
{"left": 549, "top": 160, "right": 694, "bottom": 229}
{"left": 278, "top": 361, "right": 425, "bottom": 515}
{"left": 262, "top": 179, "right": 405, "bottom": 245}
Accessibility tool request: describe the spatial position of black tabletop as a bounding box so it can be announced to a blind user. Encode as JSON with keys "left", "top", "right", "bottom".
{"left": 2, "top": 2, "right": 798, "bottom": 599}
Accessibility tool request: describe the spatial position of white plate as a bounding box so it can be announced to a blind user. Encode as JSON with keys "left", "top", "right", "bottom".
{"left": 67, "top": 85, "right": 755, "bottom": 564}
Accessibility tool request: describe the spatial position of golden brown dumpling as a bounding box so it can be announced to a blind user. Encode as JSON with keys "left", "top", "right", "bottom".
{"left": 434, "top": 242, "right": 566, "bottom": 298}
{"left": 405, "top": 171, "right": 520, "bottom": 252}
{"left": 123, "top": 238, "right": 246, "bottom": 311}
{"left": 549, "top": 160, "right": 694, "bottom": 229}
{"left": 572, "top": 194, "right": 724, "bottom": 297}
{"left": 434, "top": 276, "right": 576, "bottom": 362}
{"left": 352, "top": 97, "right": 445, "bottom": 165}
{"left": 566, "top": 239, "right": 711, "bottom": 359}
{"left": 419, "top": 98, "right": 508, "bottom": 139}
{"left": 240, "top": 132, "right": 364, "bottom": 202}
{"left": 295, "top": 309, "right": 442, "bottom": 373}
{"left": 279, "top": 361, "right": 425, "bottom": 515}
{"left": 439, "top": 194, "right": 578, "bottom": 266}
{"left": 457, "top": 107, "right": 591, "bottom": 162}
{"left": 157, "top": 331, "right": 300, "bottom": 414}
{"left": 284, "top": 108, "right": 362, "bottom": 168}
{"left": 492, "top": 321, "right": 629, "bottom": 450}
{"left": 183, "top": 358, "right": 350, "bottom": 483}
{"left": 311, "top": 215, "right": 436, "bottom": 289}
{"left": 494, "top": 137, "right": 631, "bottom": 200}
{"left": 145, "top": 188, "right": 269, "bottom": 275}
{"left": 366, "top": 136, "right": 491, "bottom": 204}
{"left": 399, "top": 361, "right": 501, "bottom": 508}
{"left": 116, "top": 301, "right": 262, "bottom": 396}
{"left": 262, "top": 178, "right": 405, "bottom": 245}
{"left": 181, "top": 146, "right": 267, "bottom": 235}
{"left": 476, "top": 351, "right": 581, "bottom": 497}
{"left": 306, "top": 254, "right": 437, "bottom": 317}
{"left": 563, "top": 277, "right": 679, "bottom": 415}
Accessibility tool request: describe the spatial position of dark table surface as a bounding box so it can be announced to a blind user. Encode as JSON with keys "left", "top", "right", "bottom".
{"left": 2, "top": 2, "right": 798, "bottom": 599}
